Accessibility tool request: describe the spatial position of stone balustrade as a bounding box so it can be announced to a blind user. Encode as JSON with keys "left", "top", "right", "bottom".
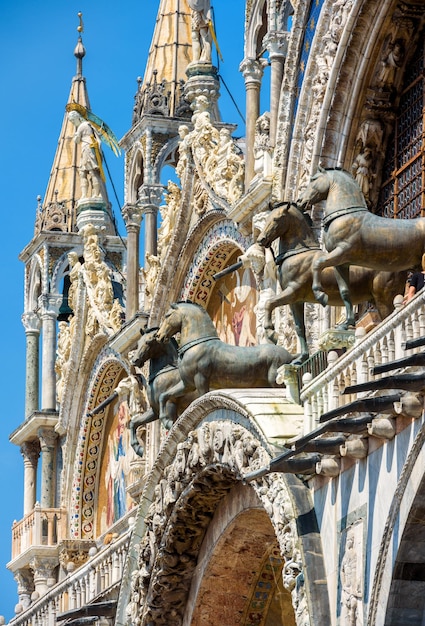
{"left": 300, "top": 291, "right": 425, "bottom": 436}
{"left": 11, "top": 507, "right": 68, "bottom": 560}
{"left": 10, "top": 530, "right": 131, "bottom": 626}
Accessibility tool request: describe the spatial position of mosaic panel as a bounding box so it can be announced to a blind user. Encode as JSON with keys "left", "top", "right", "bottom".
{"left": 69, "top": 355, "right": 125, "bottom": 539}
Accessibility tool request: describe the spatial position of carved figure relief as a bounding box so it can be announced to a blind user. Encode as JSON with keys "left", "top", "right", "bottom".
{"left": 157, "top": 182, "right": 181, "bottom": 261}
{"left": 339, "top": 524, "right": 364, "bottom": 625}
{"left": 142, "top": 252, "right": 160, "bottom": 308}
{"left": 239, "top": 242, "right": 277, "bottom": 344}
{"left": 80, "top": 224, "right": 124, "bottom": 336}
{"left": 376, "top": 38, "right": 405, "bottom": 92}
{"left": 299, "top": 0, "right": 353, "bottom": 186}
{"left": 253, "top": 112, "right": 273, "bottom": 178}
{"left": 67, "top": 251, "right": 82, "bottom": 313}
{"left": 176, "top": 96, "right": 245, "bottom": 207}
{"left": 55, "top": 320, "right": 72, "bottom": 404}
{"left": 352, "top": 148, "right": 375, "bottom": 205}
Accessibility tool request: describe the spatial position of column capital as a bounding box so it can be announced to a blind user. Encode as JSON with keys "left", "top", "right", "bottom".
{"left": 21, "top": 440, "right": 41, "bottom": 466}
{"left": 239, "top": 57, "right": 268, "bottom": 84}
{"left": 38, "top": 427, "right": 58, "bottom": 451}
{"left": 137, "top": 183, "right": 163, "bottom": 207}
{"left": 121, "top": 204, "right": 143, "bottom": 228}
{"left": 22, "top": 312, "right": 41, "bottom": 334}
{"left": 262, "top": 30, "right": 289, "bottom": 59}
{"left": 39, "top": 294, "right": 62, "bottom": 318}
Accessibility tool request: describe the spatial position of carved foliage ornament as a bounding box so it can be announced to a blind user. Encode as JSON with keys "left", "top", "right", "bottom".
{"left": 126, "top": 420, "right": 309, "bottom": 626}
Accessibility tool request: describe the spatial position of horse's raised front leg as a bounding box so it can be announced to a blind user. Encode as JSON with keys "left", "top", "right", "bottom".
{"left": 334, "top": 265, "right": 355, "bottom": 329}
{"left": 312, "top": 247, "right": 349, "bottom": 306}
{"left": 158, "top": 379, "right": 190, "bottom": 423}
{"left": 289, "top": 302, "right": 309, "bottom": 364}
{"left": 262, "top": 296, "right": 282, "bottom": 344}
{"left": 129, "top": 411, "right": 156, "bottom": 457}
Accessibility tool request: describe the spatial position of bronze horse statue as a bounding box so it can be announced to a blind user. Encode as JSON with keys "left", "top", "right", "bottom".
{"left": 156, "top": 301, "right": 296, "bottom": 418}
{"left": 298, "top": 167, "right": 425, "bottom": 318}
{"left": 257, "top": 202, "right": 406, "bottom": 361}
{"left": 129, "top": 328, "right": 197, "bottom": 446}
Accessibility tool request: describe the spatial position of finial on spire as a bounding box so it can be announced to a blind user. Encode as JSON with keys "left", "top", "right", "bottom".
{"left": 77, "top": 12, "right": 84, "bottom": 33}
{"left": 74, "top": 12, "right": 86, "bottom": 77}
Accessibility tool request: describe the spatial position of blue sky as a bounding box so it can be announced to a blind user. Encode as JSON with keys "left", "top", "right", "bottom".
{"left": 0, "top": 0, "right": 246, "bottom": 619}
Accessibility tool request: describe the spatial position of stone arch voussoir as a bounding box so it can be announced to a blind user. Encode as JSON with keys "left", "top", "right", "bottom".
{"left": 126, "top": 414, "right": 312, "bottom": 626}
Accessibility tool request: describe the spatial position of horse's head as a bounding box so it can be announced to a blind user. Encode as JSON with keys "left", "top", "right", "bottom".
{"left": 297, "top": 168, "right": 330, "bottom": 208}
{"left": 257, "top": 202, "right": 292, "bottom": 248}
{"left": 130, "top": 327, "right": 161, "bottom": 367}
{"left": 157, "top": 304, "right": 182, "bottom": 343}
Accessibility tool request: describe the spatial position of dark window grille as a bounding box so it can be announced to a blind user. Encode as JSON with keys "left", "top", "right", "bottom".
{"left": 376, "top": 38, "right": 425, "bottom": 219}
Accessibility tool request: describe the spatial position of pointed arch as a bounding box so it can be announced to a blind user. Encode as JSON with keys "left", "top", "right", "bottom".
{"left": 126, "top": 146, "right": 145, "bottom": 205}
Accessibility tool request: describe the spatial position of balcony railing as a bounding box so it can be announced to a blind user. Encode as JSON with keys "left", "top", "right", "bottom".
{"left": 300, "top": 292, "right": 425, "bottom": 431}
{"left": 11, "top": 506, "right": 68, "bottom": 560}
{"left": 10, "top": 526, "right": 131, "bottom": 626}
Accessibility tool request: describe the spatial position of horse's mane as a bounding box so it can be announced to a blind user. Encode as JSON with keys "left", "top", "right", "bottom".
{"left": 175, "top": 300, "right": 205, "bottom": 311}
{"left": 141, "top": 326, "right": 179, "bottom": 352}
{"left": 301, "top": 210, "right": 313, "bottom": 227}
{"left": 323, "top": 166, "right": 354, "bottom": 178}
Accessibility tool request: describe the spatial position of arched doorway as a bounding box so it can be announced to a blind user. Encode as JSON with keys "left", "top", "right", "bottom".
{"left": 186, "top": 483, "right": 294, "bottom": 626}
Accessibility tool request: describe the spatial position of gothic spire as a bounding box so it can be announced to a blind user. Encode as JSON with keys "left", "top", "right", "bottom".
{"left": 38, "top": 13, "right": 114, "bottom": 234}
{"left": 133, "top": 0, "right": 193, "bottom": 121}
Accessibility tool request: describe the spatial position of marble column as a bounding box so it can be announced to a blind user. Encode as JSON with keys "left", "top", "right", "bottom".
{"left": 138, "top": 184, "right": 163, "bottom": 257}
{"left": 38, "top": 427, "right": 57, "bottom": 509}
{"left": 263, "top": 31, "right": 289, "bottom": 146}
{"left": 122, "top": 204, "right": 143, "bottom": 319}
{"left": 22, "top": 312, "right": 41, "bottom": 418}
{"left": 240, "top": 58, "right": 267, "bottom": 187}
{"left": 21, "top": 441, "right": 40, "bottom": 515}
{"left": 40, "top": 294, "right": 62, "bottom": 411}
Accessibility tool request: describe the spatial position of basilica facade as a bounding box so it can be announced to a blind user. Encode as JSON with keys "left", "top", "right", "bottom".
{"left": 5, "top": 1, "right": 425, "bottom": 625}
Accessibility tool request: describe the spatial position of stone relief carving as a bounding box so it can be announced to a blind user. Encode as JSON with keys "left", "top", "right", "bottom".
{"left": 81, "top": 224, "right": 124, "bottom": 337}
{"left": 239, "top": 241, "right": 277, "bottom": 345}
{"left": 126, "top": 421, "right": 309, "bottom": 626}
{"left": 351, "top": 118, "right": 383, "bottom": 207}
{"left": 299, "top": 0, "right": 353, "bottom": 187}
{"left": 351, "top": 148, "right": 375, "bottom": 206}
{"left": 116, "top": 375, "right": 147, "bottom": 418}
{"left": 176, "top": 95, "right": 245, "bottom": 207}
{"left": 55, "top": 320, "right": 72, "bottom": 404}
{"left": 157, "top": 182, "right": 181, "bottom": 262}
{"left": 375, "top": 37, "right": 405, "bottom": 93}
{"left": 340, "top": 524, "right": 363, "bottom": 625}
{"left": 253, "top": 112, "right": 273, "bottom": 178}
{"left": 55, "top": 226, "right": 124, "bottom": 405}
{"left": 141, "top": 252, "right": 160, "bottom": 308}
